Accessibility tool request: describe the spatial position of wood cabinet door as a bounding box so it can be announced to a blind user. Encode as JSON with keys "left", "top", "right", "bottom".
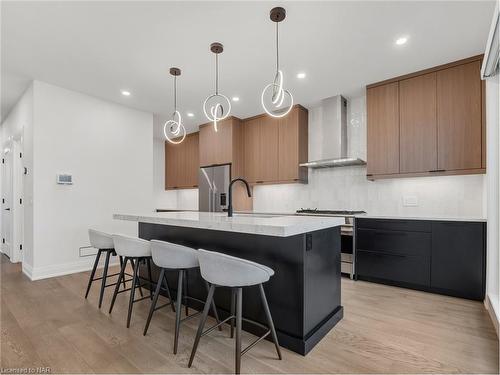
{"left": 184, "top": 132, "right": 199, "bottom": 188}
{"left": 437, "top": 61, "right": 482, "bottom": 171}
{"left": 399, "top": 73, "right": 437, "bottom": 173}
{"left": 367, "top": 82, "right": 400, "bottom": 175}
{"left": 165, "top": 133, "right": 199, "bottom": 189}
{"left": 278, "top": 108, "right": 300, "bottom": 181}
{"left": 199, "top": 119, "right": 233, "bottom": 166}
{"left": 165, "top": 141, "right": 180, "bottom": 189}
{"left": 242, "top": 117, "right": 260, "bottom": 183}
{"left": 259, "top": 116, "right": 279, "bottom": 183}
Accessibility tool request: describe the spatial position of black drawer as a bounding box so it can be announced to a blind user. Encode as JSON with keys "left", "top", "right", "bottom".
{"left": 356, "top": 250, "right": 431, "bottom": 287}
{"left": 356, "top": 218, "right": 431, "bottom": 232}
{"left": 357, "top": 228, "right": 431, "bottom": 257}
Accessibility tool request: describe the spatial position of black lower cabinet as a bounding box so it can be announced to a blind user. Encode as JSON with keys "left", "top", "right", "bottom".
{"left": 355, "top": 218, "right": 486, "bottom": 301}
{"left": 431, "top": 222, "right": 486, "bottom": 300}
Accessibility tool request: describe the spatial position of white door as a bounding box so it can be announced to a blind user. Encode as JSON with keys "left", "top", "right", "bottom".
{"left": 1, "top": 146, "right": 13, "bottom": 259}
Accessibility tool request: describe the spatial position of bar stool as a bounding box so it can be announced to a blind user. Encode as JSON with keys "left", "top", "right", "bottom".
{"left": 188, "top": 249, "right": 282, "bottom": 374}
{"left": 144, "top": 240, "right": 221, "bottom": 354}
{"left": 108, "top": 234, "right": 154, "bottom": 328}
{"left": 85, "top": 229, "right": 130, "bottom": 308}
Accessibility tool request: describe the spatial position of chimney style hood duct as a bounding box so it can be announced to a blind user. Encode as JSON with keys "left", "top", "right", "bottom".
{"left": 300, "top": 95, "right": 366, "bottom": 169}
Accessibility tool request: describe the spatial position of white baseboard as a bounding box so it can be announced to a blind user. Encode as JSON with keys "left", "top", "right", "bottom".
{"left": 26, "top": 257, "right": 120, "bottom": 281}
{"left": 22, "top": 262, "right": 33, "bottom": 279}
{"left": 485, "top": 293, "right": 499, "bottom": 336}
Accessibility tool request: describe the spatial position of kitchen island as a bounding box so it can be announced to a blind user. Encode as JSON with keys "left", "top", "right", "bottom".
{"left": 114, "top": 212, "right": 344, "bottom": 355}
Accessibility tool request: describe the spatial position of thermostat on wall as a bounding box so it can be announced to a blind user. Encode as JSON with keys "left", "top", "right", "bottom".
{"left": 56, "top": 174, "right": 73, "bottom": 185}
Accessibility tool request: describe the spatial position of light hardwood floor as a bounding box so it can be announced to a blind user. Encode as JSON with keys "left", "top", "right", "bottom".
{"left": 1, "top": 255, "right": 498, "bottom": 374}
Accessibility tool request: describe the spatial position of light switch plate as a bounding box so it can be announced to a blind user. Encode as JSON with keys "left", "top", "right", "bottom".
{"left": 403, "top": 195, "right": 418, "bottom": 207}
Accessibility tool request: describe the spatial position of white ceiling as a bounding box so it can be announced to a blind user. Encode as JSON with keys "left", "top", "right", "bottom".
{"left": 1, "top": 1, "right": 495, "bottom": 138}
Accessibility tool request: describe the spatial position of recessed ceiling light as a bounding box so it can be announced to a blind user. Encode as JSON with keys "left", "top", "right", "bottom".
{"left": 187, "top": 112, "right": 194, "bottom": 117}
{"left": 395, "top": 36, "right": 408, "bottom": 46}
{"left": 232, "top": 96, "right": 240, "bottom": 102}
{"left": 296, "top": 72, "right": 306, "bottom": 79}
{"left": 121, "top": 90, "right": 131, "bottom": 96}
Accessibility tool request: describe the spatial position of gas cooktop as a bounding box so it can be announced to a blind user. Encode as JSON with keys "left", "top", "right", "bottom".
{"left": 296, "top": 208, "right": 366, "bottom": 216}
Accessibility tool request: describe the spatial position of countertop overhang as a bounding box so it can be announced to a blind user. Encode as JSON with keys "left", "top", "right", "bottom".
{"left": 114, "top": 212, "right": 344, "bottom": 237}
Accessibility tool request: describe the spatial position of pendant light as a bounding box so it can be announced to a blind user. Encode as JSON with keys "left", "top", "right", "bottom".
{"left": 164, "top": 67, "right": 186, "bottom": 144}
{"left": 203, "top": 42, "right": 231, "bottom": 132}
{"left": 261, "top": 7, "right": 293, "bottom": 118}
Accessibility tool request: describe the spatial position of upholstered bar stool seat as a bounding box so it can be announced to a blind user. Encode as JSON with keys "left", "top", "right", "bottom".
{"left": 189, "top": 249, "right": 282, "bottom": 374}
{"left": 85, "top": 229, "right": 131, "bottom": 308}
{"left": 143, "top": 240, "right": 221, "bottom": 355}
{"left": 108, "top": 234, "right": 156, "bottom": 328}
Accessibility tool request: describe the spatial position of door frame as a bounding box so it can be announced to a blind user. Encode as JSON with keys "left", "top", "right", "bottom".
{"left": 1, "top": 139, "right": 24, "bottom": 263}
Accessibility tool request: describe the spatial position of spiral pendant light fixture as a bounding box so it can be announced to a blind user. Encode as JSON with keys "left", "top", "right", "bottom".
{"left": 164, "top": 67, "right": 186, "bottom": 144}
{"left": 261, "top": 7, "right": 293, "bottom": 118}
{"left": 203, "top": 42, "right": 231, "bottom": 132}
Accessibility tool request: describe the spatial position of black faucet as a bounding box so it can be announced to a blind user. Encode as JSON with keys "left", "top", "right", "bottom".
{"left": 227, "top": 178, "right": 252, "bottom": 217}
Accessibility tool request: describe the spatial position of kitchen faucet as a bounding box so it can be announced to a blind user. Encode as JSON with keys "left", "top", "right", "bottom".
{"left": 227, "top": 178, "right": 252, "bottom": 217}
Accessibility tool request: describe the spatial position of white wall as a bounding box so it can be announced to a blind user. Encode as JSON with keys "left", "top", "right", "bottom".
{"left": 26, "top": 81, "right": 153, "bottom": 279}
{"left": 0, "top": 84, "right": 34, "bottom": 270}
{"left": 486, "top": 75, "right": 499, "bottom": 323}
{"left": 154, "top": 96, "right": 486, "bottom": 219}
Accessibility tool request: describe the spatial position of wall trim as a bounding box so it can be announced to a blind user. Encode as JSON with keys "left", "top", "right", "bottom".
{"left": 22, "top": 262, "right": 33, "bottom": 280}
{"left": 485, "top": 293, "right": 499, "bottom": 336}
{"left": 27, "top": 257, "right": 119, "bottom": 281}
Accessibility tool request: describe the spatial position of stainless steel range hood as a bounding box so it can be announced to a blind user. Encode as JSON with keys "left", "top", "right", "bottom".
{"left": 300, "top": 95, "right": 366, "bottom": 169}
{"left": 300, "top": 157, "right": 366, "bottom": 168}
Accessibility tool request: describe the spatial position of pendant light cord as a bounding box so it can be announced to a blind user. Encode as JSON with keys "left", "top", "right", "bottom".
{"left": 173, "top": 75, "right": 177, "bottom": 113}
{"left": 215, "top": 53, "right": 219, "bottom": 95}
{"left": 276, "top": 22, "right": 279, "bottom": 72}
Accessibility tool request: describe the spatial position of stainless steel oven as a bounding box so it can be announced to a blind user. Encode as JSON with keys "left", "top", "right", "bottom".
{"left": 295, "top": 209, "right": 365, "bottom": 279}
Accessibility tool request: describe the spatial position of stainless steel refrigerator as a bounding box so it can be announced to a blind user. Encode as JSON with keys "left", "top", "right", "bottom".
{"left": 198, "top": 164, "right": 230, "bottom": 212}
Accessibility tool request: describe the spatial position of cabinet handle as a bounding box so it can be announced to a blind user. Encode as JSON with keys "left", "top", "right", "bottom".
{"left": 428, "top": 169, "right": 446, "bottom": 173}
{"left": 193, "top": 185, "right": 197, "bottom": 188}
{"left": 256, "top": 181, "right": 264, "bottom": 184}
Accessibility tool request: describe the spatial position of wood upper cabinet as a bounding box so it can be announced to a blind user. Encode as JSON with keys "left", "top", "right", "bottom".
{"left": 437, "top": 61, "right": 482, "bottom": 171}
{"left": 199, "top": 118, "right": 233, "bottom": 166}
{"left": 243, "top": 105, "right": 308, "bottom": 185}
{"left": 367, "top": 82, "right": 400, "bottom": 176}
{"left": 399, "top": 73, "right": 437, "bottom": 173}
{"left": 366, "top": 55, "right": 485, "bottom": 180}
{"left": 242, "top": 117, "right": 262, "bottom": 183}
{"left": 165, "top": 132, "right": 199, "bottom": 189}
{"left": 278, "top": 106, "right": 308, "bottom": 182}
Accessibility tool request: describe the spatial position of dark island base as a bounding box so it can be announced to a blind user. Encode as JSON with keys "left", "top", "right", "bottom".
{"left": 138, "top": 223, "right": 343, "bottom": 355}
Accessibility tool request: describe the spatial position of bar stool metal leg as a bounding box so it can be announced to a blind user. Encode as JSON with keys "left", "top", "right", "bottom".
{"left": 174, "top": 269, "right": 184, "bottom": 354}
{"left": 109, "top": 256, "right": 128, "bottom": 313}
{"left": 259, "top": 284, "right": 282, "bottom": 360}
{"left": 230, "top": 288, "right": 236, "bottom": 338}
{"left": 127, "top": 258, "right": 139, "bottom": 328}
{"left": 146, "top": 258, "right": 153, "bottom": 300}
{"left": 235, "top": 287, "right": 242, "bottom": 374}
{"left": 163, "top": 272, "right": 176, "bottom": 312}
{"left": 85, "top": 249, "right": 102, "bottom": 298}
{"left": 205, "top": 281, "right": 222, "bottom": 331}
{"left": 119, "top": 256, "right": 126, "bottom": 289}
{"left": 143, "top": 268, "right": 165, "bottom": 335}
{"left": 97, "top": 250, "right": 112, "bottom": 308}
{"left": 184, "top": 269, "right": 189, "bottom": 316}
{"left": 130, "top": 259, "right": 144, "bottom": 297}
{"left": 188, "top": 284, "right": 215, "bottom": 368}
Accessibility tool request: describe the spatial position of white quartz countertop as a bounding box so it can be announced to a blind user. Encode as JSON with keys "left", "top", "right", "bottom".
{"left": 114, "top": 212, "right": 344, "bottom": 237}
{"left": 359, "top": 215, "right": 486, "bottom": 222}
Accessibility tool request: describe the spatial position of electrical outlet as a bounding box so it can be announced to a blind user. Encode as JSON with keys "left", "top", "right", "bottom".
{"left": 403, "top": 195, "right": 418, "bottom": 207}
